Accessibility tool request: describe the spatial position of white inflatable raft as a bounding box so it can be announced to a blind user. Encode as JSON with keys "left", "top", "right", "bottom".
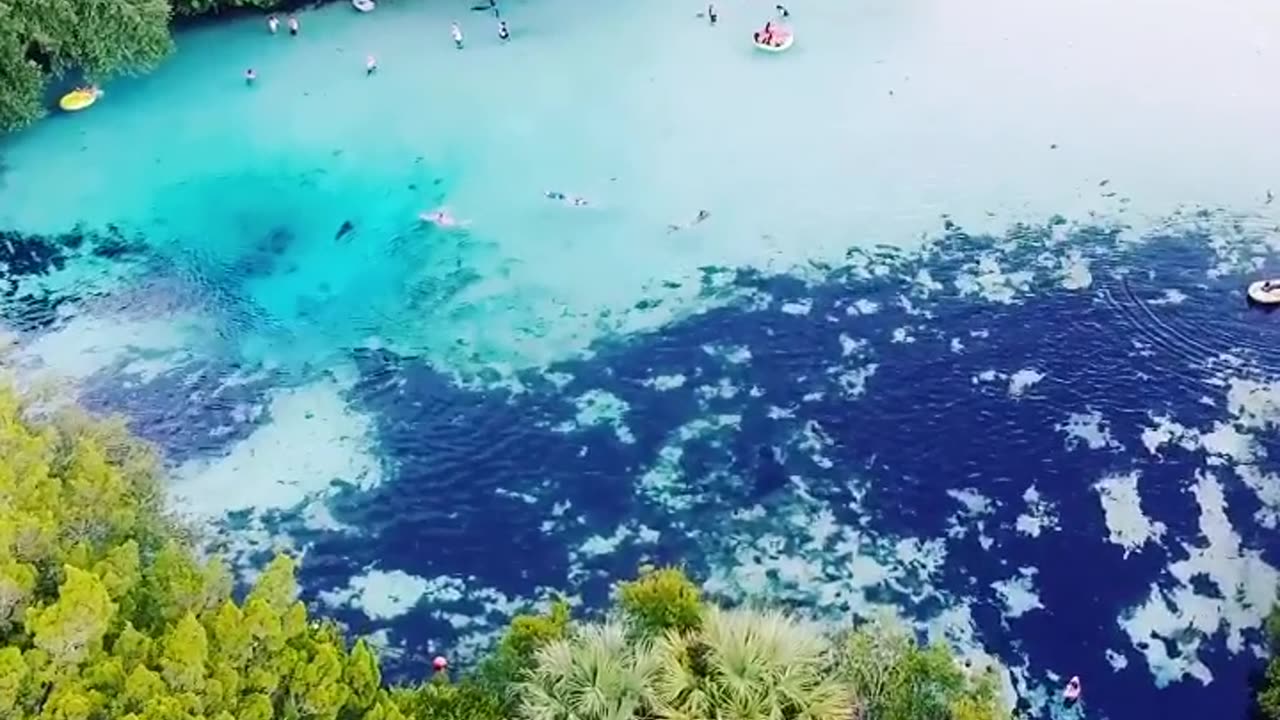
{"left": 1248, "top": 280, "right": 1280, "bottom": 305}
{"left": 754, "top": 33, "right": 794, "bottom": 52}
{"left": 352, "top": 0, "right": 375, "bottom": 12}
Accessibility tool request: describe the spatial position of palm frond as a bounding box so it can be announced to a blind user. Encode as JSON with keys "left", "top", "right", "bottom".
{"left": 652, "top": 607, "right": 849, "bottom": 720}
{"left": 519, "top": 621, "right": 657, "bottom": 720}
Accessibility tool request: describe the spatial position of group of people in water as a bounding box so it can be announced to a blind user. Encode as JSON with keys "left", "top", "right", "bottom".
{"left": 696, "top": 3, "right": 793, "bottom": 48}
{"left": 245, "top": 13, "right": 301, "bottom": 83}
{"left": 245, "top": 2, "right": 510, "bottom": 84}
{"left": 418, "top": 190, "right": 591, "bottom": 229}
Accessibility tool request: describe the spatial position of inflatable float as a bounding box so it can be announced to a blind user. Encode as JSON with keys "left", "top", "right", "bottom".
{"left": 59, "top": 88, "right": 99, "bottom": 112}
{"left": 1062, "top": 676, "right": 1081, "bottom": 704}
{"left": 1248, "top": 280, "right": 1280, "bottom": 305}
{"left": 753, "top": 31, "right": 794, "bottom": 53}
{"left": 352, "top": 0, "right": 375, "bottom": 12}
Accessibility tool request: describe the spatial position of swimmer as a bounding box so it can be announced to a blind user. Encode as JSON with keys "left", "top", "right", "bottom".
{"left": 267, "top": 14, "right": 279, "bottom": 34}
{"left": 419, "top": 208, "right": 470, "bottom": 228}
{"left": 498, "top": 20, "right": 510, "bottom": 40}
{"left": 708, "top": 3, "right": 717, "bottom": 24}
{"left": 544, "top": 190, "right": 589, "bottom": 206}
{"left": 451, "top": 22, "right": 464, "bottom": 49}
{"left": 288, "top": 14, "right": 300, "bottom": 36}
{"left": 245, "top": 68, "right": 257, "bottom": 85}
{"left": 667, "top": 209, "right": 710, "bottom": 233}
{"left": 775, "top": 3, "right": 790, "bottom": 18}
{"left": 366, "top": 54, "right": 378, "bottom": 74}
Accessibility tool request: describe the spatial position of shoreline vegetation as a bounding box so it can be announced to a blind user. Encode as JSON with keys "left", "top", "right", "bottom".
{"left": 0, "top": 0, "right": 336, "bottom": 132}
{"left": 0, "top": 385, "right": 1014, "bottom": 719}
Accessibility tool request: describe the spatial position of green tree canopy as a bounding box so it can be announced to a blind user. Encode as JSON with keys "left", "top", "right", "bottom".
{"left": 0, "top": 0, "right": 295, "bottom": 131}
{"left": 0, "top": 0, "right": 175, "bottom": 130}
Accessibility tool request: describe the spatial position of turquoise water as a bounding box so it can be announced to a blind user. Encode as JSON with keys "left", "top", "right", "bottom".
{"left": 6, "top": 1, "right": 1280, "bottom": 716}
{"left": 6, "top": 0, "right": 1279, "bottom": 375}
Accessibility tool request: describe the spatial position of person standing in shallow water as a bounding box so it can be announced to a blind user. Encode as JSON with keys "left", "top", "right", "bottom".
{"left": 267, "top": 14, "right": 279, "bottom": 34}
{"left": 498, "top": 20, "right": 510, "bottom": 41}
{"left": 366, "top": 55, "right": 378, "bottom": 75}
{"left": 451, "top": 22, "right": 464, "bottom": 49}
{"left": 244, "top": 68, "right": 256, "bottom": 85}
{"left": 708, "top": 3, "right": 717, "bottom": 24}
{"left": 288, "top": 14, "right": 300, "bottom": 36}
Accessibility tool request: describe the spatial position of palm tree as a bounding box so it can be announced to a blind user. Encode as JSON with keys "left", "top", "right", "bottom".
{"left": 650, "top": 607, "right": 849, "bottom": 720}
{"left": 519, "top": 621, "right": 658, "bottom": 720}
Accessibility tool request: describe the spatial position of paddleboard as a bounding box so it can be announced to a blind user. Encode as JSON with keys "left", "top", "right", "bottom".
{"left": 59, "top": 90, "right": 98, "bottom": 112}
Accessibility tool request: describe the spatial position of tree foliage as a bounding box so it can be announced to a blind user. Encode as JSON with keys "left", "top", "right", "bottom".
{"left": 0, "top": 388, "right": 414, "bottom": 720}
{"left": 650, "top": 607, "right": 847, "bottom": 720}
{"left": 617, "top": 565, "right": 705, "bottom": 638}
{"left": 0, "top": 0, "right": 174, "bottom": 130}
{"left": 0, "top": 0, "right": 290, "bottom": 131}
{"left": 168, "top": 0, "right": 281, "bottom": 17}
{"left": 1256, "top": 600, "right": 1280, "bottom": 719}
{"left": 834, "top": 616, "right": 1003, "bottom": 720}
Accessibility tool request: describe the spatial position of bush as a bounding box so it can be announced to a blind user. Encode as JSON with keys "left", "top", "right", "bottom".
{"left": 834, "top": 615, "right": 1003, "bottom": 720}
{"left": 617, "top": 565, "right": 704, "bottom": 637}
{"left": 650, "top": 607, "right": 848, "bottom": 720}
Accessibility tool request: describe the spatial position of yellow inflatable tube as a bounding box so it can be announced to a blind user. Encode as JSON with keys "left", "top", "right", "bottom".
{"left": 59, "top": 89, "right": 99, "bottom": 112}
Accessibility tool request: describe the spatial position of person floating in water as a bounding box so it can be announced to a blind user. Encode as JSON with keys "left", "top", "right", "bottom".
{"left": 267, "top": 14, "right": 279, "bottom": 34}
{"left": 1062, "top": 676, "right": 1081, "bottom": 705}
{"left": 708, "top": 3, "right": 717, "bottom": 24}
{"left": 755, "top": 20, "right": 791, "bottom": 47}
{"left": 244, "top": 68, "right": 257, "bottom": 85}
{"left": 754, "top": 21, "right": 775, "bottom": 45}
{"left": 451, "top": 22, "right": 464, "bottom": 49}
{"left": 667, "top": 209, "right": 710, "bottom": 233}
{"left": 366, "top": 54, "right": 378, "bottom": 74}
{"left": 498, "top": 20, "right": 510, "bottom": 40}
{"left": 288, "top": 14, "right": 300, "bottom": 36}
{"left": 545, "top": 190, "right": 589, "bottom": 207}
{"left": 419, "top": 207, "right": 469, "bottom": 228}
{"left": 775, "top": 3, "right": 790, "bottom": 18}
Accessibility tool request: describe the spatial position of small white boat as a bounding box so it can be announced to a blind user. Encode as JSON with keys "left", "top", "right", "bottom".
{"left": 352, "top": 0, "right": 375, "bottom": 12}
{"left": 1248, "top": 280, "right": 1280, "bottom": 305}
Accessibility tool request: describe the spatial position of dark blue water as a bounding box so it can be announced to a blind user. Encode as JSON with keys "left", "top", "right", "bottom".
{"left": 7, "top": 212, "right": 1280, "bottom": 720}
